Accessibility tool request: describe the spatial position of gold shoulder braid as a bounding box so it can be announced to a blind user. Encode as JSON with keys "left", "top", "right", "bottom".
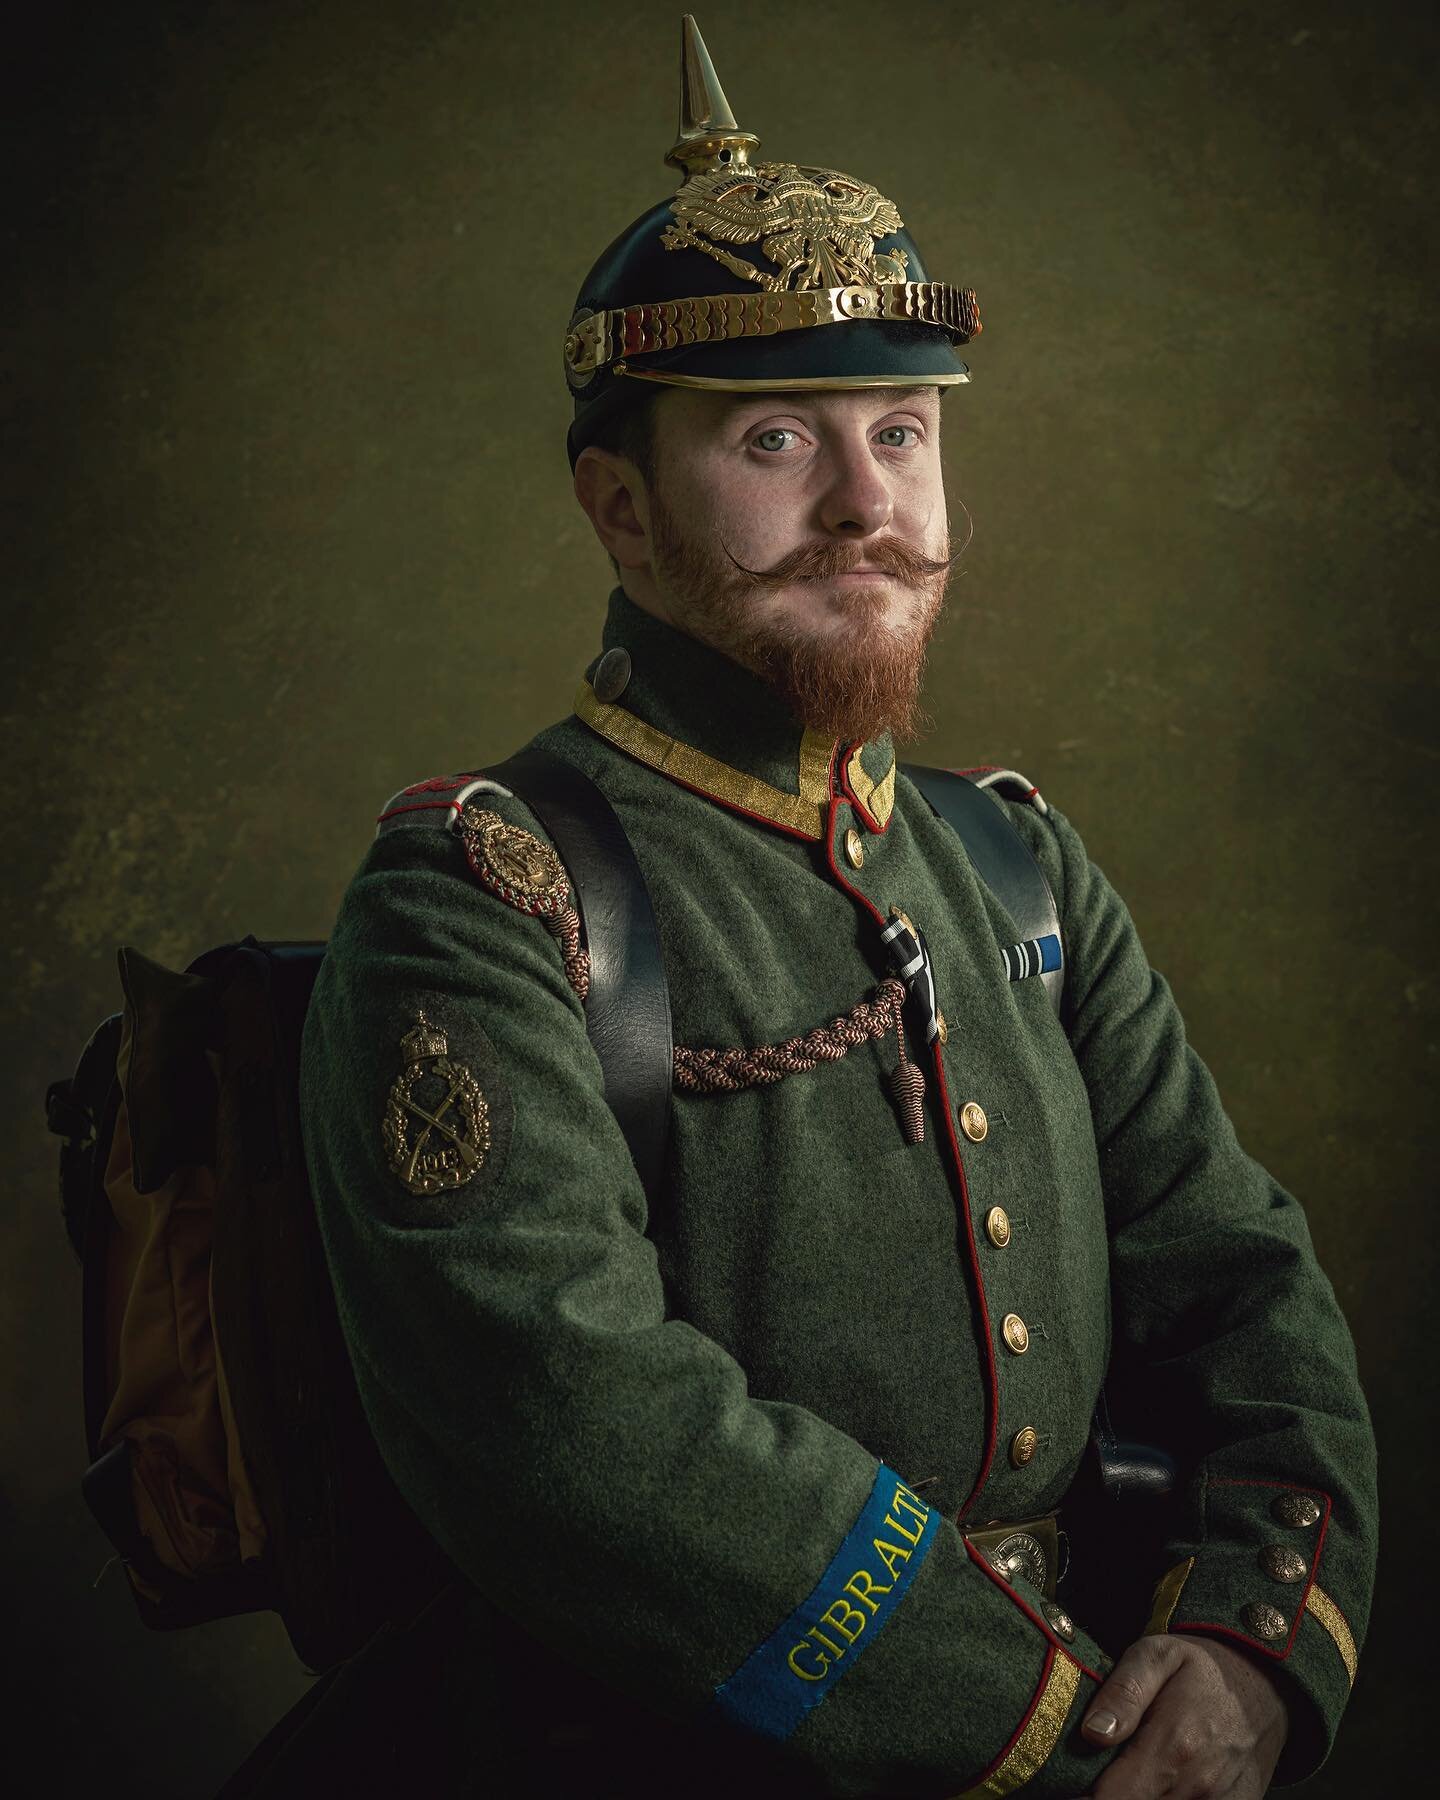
{"left": 454, "top": 803, "right": 591, "bottom": 1004}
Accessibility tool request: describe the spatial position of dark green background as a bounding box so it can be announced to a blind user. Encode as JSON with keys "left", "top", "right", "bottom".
{"left": 6, "top": 1, "right": 1434, "bottom": 1791}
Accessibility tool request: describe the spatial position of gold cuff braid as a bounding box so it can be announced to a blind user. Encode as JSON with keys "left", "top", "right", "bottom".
{"left": 949, "top": 1652, "right": 1083, "bottom": 1797}
{"left": 565, "top": 281, "right": 981, "bottom": 382}
{"left": 1304, "top": 1582, "right": 1358, "bottom": 1687}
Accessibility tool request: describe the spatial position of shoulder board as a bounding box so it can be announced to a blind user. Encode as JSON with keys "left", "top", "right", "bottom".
{"left": 952, "top": 765, "right": 1050, "bottom": 816}
{"left": 374, "top": 771, "right": 588, "bottom": 1000}
{"left": 375, "top": 771, "right": 510, "bottom": 837}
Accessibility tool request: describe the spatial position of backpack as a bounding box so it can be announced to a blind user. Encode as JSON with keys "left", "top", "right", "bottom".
{"left": 44, "top": 744, "right": 1140, "bottom": 1680}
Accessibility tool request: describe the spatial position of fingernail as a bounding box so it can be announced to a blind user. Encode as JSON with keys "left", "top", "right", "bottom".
{"left": 1085, "top": 1711, "right": 1117, "bottom": 1737}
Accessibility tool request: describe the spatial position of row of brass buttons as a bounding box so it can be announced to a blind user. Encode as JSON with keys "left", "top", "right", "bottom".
{"left": 1240, "top": 1493, "right": 1323, "bottom": 1639}
{"left": 965, "top": 1117, "right": 1035, "bottom": 1467}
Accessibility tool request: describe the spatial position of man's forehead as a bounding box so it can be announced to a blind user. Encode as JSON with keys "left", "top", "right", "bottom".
{"left": 717, "top": 385, "right": 939, "bottom": 412}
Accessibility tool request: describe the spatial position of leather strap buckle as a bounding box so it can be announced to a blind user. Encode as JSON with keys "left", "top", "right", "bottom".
{"left": 962, "top": 1512, "right": 1061, "bottom": 1600}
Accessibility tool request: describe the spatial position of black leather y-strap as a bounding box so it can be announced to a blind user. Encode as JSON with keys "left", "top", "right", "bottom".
{"left": 487, "top": 746, "right": 673, "bottom": 1212}
{"left": 900, "top": 765, "right": 1065, "bottom": 1020}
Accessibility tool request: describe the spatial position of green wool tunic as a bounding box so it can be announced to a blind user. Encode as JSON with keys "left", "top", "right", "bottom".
{"left": 289, "top": 585, "right": 1376, "bottom": 1797}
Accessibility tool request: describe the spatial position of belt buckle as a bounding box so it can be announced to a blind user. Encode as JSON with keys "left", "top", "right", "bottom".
{"left": 962, "top": 1512, "right": 1060, "bottom": 1601}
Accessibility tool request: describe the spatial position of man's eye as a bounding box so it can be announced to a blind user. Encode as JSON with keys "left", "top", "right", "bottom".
{"left": 749, "top": 424, "right": 921, "bottom": 452}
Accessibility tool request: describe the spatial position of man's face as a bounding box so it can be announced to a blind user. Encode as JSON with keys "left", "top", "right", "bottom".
{"left": 595, "top": 383, "right": 954, "bottom": 745}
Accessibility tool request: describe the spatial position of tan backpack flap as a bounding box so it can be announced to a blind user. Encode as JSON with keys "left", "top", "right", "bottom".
{"left": 97, "top": 949, "right": 269, "bottom": 1596}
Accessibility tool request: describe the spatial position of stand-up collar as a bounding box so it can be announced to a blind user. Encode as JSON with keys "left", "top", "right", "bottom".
{"left": 572, "top": 586, "right": 897, "bottom": 842}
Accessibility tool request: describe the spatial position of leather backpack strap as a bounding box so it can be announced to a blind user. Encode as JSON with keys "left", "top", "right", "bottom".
{"left": 486, "top": 745, "right": 674, "bottom": 1214}
{"left": 899, "top": 764, "right": 1065, "bottom": 1021}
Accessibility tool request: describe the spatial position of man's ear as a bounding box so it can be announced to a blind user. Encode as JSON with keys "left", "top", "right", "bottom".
{"left": 573, "top": 447, "right": 651, "bottom": 571}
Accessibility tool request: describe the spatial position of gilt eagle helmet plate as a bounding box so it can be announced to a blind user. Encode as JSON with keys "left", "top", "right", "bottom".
{"left": 661, "top": 161, "right": 911, "bottom": 294}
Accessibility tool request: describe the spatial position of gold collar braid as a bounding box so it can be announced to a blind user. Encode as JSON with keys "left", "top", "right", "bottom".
{"left": 573, "top": 679, "right": 894, "bottom": 839}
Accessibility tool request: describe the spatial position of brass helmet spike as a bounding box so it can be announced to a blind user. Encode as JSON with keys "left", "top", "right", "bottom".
{"left": 663, "top": 14, "right": 760, "bottom": 181}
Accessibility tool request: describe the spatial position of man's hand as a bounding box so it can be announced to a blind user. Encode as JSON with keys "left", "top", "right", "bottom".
{"left": 1079, "top": 1633, "right": 1289, "bottom": 1798}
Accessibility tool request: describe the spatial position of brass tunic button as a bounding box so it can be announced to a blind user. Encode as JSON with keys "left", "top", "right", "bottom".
{"left": 985, "top": 1206, "right": 1011, "bottom": 1248}
{"left": 959, "top": 1101, "right": 988, "bottom": 1142}
{"left": 844, "top": 827, "right": 865, "bottom": 869}
{"left": 1009, "top": 1426, "right": 1038, "bottom": 1468}
{"left": 1041, "top": 1600, "right": 1075, "bottom": 1642}
{"left": 1271, "top": 1492, "right": 1321, "bottom": 1528}
{"left": 1259, "top": 1545, "right": 1308, "bottom": 1584}
{"left": 591, "top": 646, "right": 632, "bottom": 703}
{"left": 1241, "top": 1601, "right": 1289, "bottom": 1640}
{"left": 1001, "top": 1313, "right": 1030, "bottom": 1355}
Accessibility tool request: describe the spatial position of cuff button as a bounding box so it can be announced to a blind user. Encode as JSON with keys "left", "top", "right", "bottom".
{"left": 1241, "top": 1601, "right": 1289, "bottom": 1639}
{"left": 1271, "top": 1492, "right": 1322, "bottom": 1528}
{"left": 1041, "top": 1600, "right": 1075, "bottom": 1641}
{"left": 1259, "top": 1544, "right": 1309, "bottom": 1583}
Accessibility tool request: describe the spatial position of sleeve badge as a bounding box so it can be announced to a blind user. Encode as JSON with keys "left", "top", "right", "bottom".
{"left": 381, "top": 1009, "right": 492, "bottom": 1196}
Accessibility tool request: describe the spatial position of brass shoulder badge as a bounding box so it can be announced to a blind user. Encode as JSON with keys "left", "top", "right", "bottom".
{"left": 661, "top": 161, "right": 910, "bottom": 292}
{"left": 456, "top": 804, "right": 572, "bottom": 916}
{"left": 381, "top": 1010, "right": 491, "bottom": 1196}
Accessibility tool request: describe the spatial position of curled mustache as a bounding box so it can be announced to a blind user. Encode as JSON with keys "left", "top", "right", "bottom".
{"left": 719, "top": 506, "right": 973, "bottom": 588}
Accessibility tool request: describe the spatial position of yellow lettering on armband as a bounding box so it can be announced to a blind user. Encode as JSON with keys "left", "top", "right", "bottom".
{"left": 787, "top": 1640, "right": 830, "bottom": 1682}
{"left": 890, "top": 1484, "right": 930, "bottom": 1526}
{"left": 884, "top": 1510, "right": 924, "bottom": 1547}
{"left": 808, "top": 1624, "right": 845, "bottom": 1658}
{"left": 820, "top": 1598, "right": 869, "bottom": 1645}
{"left": 874, "top": 1536, "right": 913, "bottom": 1578}
{"left": 843, "top": 1569, "right": 896, "bottom": 1614}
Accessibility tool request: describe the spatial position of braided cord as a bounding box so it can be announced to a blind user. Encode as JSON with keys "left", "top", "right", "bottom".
{"left": 674, "top": 976, "right": 908, "bottom": 1093}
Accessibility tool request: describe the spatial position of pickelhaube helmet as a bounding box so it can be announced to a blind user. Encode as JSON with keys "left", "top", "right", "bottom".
{"left": 564, "top": 14, "right": 982, "bottom": 471}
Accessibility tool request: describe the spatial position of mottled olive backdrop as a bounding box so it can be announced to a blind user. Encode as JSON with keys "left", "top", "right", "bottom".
{"left": 6, "top": 0, "right": 1435, "bottom": 1792}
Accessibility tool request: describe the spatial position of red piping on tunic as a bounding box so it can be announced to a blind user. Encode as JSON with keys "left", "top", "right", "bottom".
{"left": 934, "top": 1044, "right": 1000, "bottom": 1520}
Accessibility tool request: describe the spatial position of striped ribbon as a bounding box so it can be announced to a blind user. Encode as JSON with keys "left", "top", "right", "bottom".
{"left": 1001, "top": 933, "right": 1061, "bottom": 982}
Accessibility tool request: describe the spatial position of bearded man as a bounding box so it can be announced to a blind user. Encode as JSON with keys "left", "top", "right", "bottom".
{"left": 252, "top": 18, "right": 1376, "bottom": 1800}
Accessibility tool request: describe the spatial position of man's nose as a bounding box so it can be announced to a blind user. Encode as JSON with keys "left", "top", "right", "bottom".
{"left": 815, "top": 433, "right": 895, "bottom": 539}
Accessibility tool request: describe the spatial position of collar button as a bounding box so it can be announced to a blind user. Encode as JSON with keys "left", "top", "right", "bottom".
{"left": 592, "top": 646, "right": 632, "bottom": 703}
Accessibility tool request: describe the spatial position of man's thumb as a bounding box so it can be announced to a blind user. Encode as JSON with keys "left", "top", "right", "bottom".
{"left": 1081, "top": 1635, "right": 1177, "bottom": 1745}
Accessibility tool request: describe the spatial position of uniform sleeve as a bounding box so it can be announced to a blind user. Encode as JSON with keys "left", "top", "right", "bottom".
{"left": 1002, "top": 795, "right": 1378, "bottom": 1787}
{"left": 299, "top": 793, "right": 1127, "bottom": 1799}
